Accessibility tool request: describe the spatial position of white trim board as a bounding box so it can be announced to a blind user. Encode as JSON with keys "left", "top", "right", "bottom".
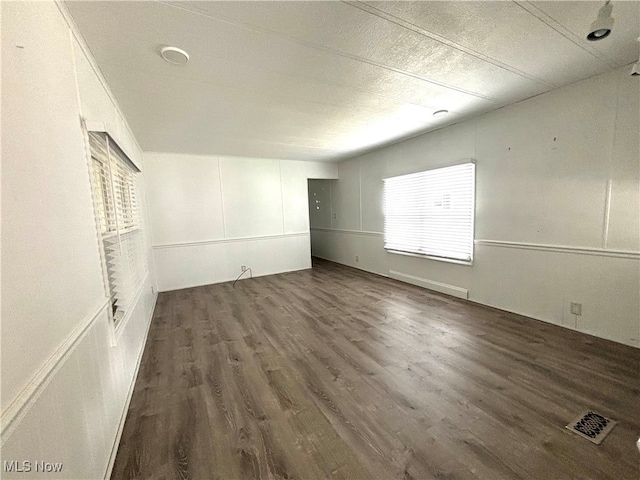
{"left": 310, "top": 227, "right": 383, "bottom": 237}
{"left": 389, "top": 270, "right": 469, "bottom": 300}
{"left": 475, "top": 239, "right": 640, "bottom": 259}
{"left": 153, "top": 232, "right": 310, "bottom": 249}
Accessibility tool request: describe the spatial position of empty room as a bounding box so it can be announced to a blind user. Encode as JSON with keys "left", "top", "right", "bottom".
{"left": 2, "top": 1, "right": 640, "bottom": 479}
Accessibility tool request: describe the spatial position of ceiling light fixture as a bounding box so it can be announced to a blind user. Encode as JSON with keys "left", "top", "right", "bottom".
{"left": 632, "top": 37, "right": 640, "bottom": 77}
{"left": 433, "top": 110, "right": 449, "bottom": 117}
{"left": 160, "top": 46, "right": 190, "bottom": 65}
{"left": 586, "top": 1, "right": 614, "bottom": 41}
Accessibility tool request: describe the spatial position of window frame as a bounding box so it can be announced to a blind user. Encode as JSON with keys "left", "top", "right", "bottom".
{"left": 83, "top": 124, "right": 145, "bottom": 338}
{"left": 383, "top": 161, "right": 476, "bottom": 265}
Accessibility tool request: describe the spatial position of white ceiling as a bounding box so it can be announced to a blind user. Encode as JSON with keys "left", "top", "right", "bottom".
{"left": 66, "top": 1, "right": 640, "bottom": 162}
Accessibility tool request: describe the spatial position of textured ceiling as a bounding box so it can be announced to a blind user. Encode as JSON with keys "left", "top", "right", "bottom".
{"left": 66, "top": 1, "right": 640, "bottom": 162}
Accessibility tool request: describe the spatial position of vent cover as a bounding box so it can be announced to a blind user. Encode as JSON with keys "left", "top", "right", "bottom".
{"left": 566, "top": 411, "right": 617, "bottom": 445}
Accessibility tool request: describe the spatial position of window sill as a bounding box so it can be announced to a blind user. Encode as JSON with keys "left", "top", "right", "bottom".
{"left": 385, "top": 249, "right": 473, "bottom": 266}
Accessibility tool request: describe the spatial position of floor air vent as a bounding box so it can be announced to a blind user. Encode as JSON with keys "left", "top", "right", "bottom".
{"left": 566, "top": 411, "right": 617, "bottom": 445}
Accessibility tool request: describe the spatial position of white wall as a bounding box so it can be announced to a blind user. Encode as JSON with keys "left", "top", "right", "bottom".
{"left": 310, "top": 67, "right": 640, "bottom": 348}
{"left": 1, "top": 2, "right": 156, "bottom": 478}
{"left": 144, "top": 153, "right": 337, "bottom": 291}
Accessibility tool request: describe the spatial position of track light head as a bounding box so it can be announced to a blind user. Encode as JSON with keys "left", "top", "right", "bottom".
{"left": 587, "top": 1, "right": 614, "bottom": 41}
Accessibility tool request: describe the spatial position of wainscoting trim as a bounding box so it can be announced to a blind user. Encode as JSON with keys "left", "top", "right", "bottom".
{"left": 475, "top": 239, "right": 640, "bottom": 259}
{"left": 310, "top": 227, "right": 383, "bottom": 237}
{"left": 153, "top": 232, "right": 310, "bottom": 250}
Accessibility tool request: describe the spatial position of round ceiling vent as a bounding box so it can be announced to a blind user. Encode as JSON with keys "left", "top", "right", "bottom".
{"left": 160, "top": 46, "right": 190, "bottom": 65}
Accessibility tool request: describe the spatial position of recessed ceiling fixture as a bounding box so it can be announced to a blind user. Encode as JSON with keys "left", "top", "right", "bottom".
{"left": 160, "top": 46, "right": 190, "bottom": 65}
{"left": 433, "top": 110, "right": 449, "bottom": 117}
{"left": 586, "top": 1, "right": 614, "bottom": 41}
{"left": 632, "top": 37, "right": 640, "bottom": 77}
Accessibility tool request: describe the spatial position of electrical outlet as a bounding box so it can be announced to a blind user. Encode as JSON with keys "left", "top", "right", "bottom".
{"left": 570, "top": 302, "right": 582, "bottom": 315}
{"left": 241, "top": 265, "right": 247, "bottom": 272}
{"left": 355, "top": 256, "right": 359, "bottom": 262}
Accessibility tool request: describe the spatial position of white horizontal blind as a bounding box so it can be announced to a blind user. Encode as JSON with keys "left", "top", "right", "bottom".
{"left": 89, "top": 134, "right": 117, "bottom": 234}
{"left": 88, "top": 132, "right": 145, "bottom": 325}
{"left": 105, "top": 230, "right": 145, "bottom": 321}
{"left": 384, "top": 163, "right": 475, "bottom": 262}
{"left": 110, "top": 144, "right": 139, "bottom": 232}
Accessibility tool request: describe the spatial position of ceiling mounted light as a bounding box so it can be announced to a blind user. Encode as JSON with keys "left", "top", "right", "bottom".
{"left": 433, "top": 110, "right": 449, "bottom": 117}
{"left": 160, "top": 46, "right": 190, "bottom": 65}
{"left": 587, "top": 1, "right": 614, "bottom": 41}
{"left": 632, "top": 37, "right": 640, "bottom": 77}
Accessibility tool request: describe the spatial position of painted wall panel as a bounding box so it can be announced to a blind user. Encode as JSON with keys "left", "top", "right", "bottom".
{"left": 310, "top": 229, "right": 387, "bottom": 276}
{"left": 143, "top": 153, "right": 224, "bottom": 246}
{"left": 331, "top": 159, "right": 361, "bottom": 230}
{"left": 607, "top": 71, "right": 640, "bottom": 252}
{"left": 220, "top": 156, "right": 284, "bottom": 238}
{"left": 386, "top": 121, "right": 477, "bottom": 179}
{"left": 360, "top": 154, "right": 386, "bottom": 233}
{"left": 153, "top": 235, "right": 311, "bottom": 292}
{"left": 475, "top": 73, "right": 615, "bottom": 247}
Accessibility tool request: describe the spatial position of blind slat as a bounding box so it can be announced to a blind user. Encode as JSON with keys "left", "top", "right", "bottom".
{"left": 383, "top": 163, "right": 475, "bottom": 262}
{"left": 89, "top": 132, "right": 145, "bottom": 325}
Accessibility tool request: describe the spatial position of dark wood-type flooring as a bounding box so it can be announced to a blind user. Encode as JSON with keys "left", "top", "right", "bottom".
{"left": 112, "top": 258, "right": 640, "bottom": 480}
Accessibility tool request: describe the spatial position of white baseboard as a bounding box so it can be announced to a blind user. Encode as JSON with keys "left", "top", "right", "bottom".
{"left": 389, "top": 270, "right": 469, "bottom": 299}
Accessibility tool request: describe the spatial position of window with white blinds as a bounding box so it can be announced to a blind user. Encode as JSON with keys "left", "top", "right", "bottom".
{"left": 88, "top": 131, "right": 145, "bottom": 325}
{"left": 383, "top": 162, "right": 475, "bottom": 262}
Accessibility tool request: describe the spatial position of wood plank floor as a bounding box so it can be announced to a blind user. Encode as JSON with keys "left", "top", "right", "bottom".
{"left": 112, "top": 258, "right": 640, "bottom": 480}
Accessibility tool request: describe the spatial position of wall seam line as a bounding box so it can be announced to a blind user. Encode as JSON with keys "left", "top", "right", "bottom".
{"left": 279, "top": 161, "right": 286, "bottom": 235}
{"left": 358, "top": 159, "right": 363, "bottom": 231}
{"left": 602, "top": 73, "right": 621, "bottom": 249}
{"left": 217, "top": 157, "right": 227, "bottom": 239}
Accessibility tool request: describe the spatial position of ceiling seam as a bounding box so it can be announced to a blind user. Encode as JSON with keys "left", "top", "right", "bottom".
{"left": 107, "top": 75, "right": 442, "bottom": 138}
{"left": 97, "top": 60, "right": 467, "bottom": 119}
{"left": 157, "top": 0, "right": 500, "bottom": 102}
{"left": 145, "top": 131, "right": 353, "bottom": 152}
{"left": 512, "top": 0, "right": 617, "bottom": 69}
{"left": 343, "top": 0, "right": 557, "bottom": 89}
